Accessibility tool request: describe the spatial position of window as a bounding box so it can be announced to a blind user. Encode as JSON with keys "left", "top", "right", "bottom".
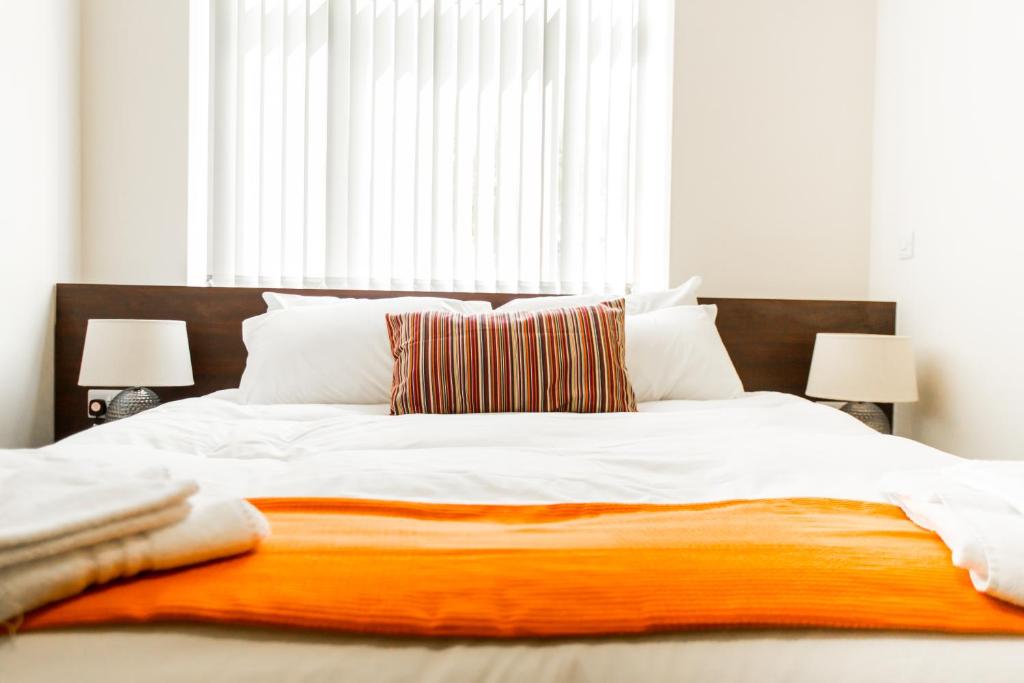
{"left": 189, "top": 0, "right": 674, "bottom": 294}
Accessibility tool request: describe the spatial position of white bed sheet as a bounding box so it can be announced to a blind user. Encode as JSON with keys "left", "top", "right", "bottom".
{"left": 7, "top": 391, "right": 1015, "bottom": 683}
{"left": 45, "top": 390, "right": 957, "bottom": 505}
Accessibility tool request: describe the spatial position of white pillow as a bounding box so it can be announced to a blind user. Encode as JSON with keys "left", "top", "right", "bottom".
{"left": 262, "top": 291, "right": 492, "bottom": 314}
{"left": 496, "top": 276, "right": 702, "bottom": 315}
{"left": 240, "top": 297, "right": 491, "bottom": 404}
{"left": 626, "top": 305, "right": 744, "bottom": 401}
{"left": 262, "top": 292, "right": 351, "bottom": 310}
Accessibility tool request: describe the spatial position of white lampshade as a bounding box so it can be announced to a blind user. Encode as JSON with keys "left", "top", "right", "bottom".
{"left": 78, "top": 319, "right": 194, "bottom": 388}
{"left": 806, "top": 333, "right": 918, "bottom": 403}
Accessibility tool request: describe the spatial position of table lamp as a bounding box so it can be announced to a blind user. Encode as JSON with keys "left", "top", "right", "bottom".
{"left": 805, "top": 333, "right": 918, "bottom": 434}
{"left": 78, "top": 319, "right": 194, "bottom": 420}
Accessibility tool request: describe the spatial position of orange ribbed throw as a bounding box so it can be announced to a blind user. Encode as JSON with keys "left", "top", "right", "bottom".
{"left": 22, "top": 497, "right": 1024, "bottom": 637}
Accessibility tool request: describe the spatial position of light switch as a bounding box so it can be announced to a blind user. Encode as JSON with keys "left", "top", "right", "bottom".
{"left": 898, "top": 230, "right": 915, "bottom": 260}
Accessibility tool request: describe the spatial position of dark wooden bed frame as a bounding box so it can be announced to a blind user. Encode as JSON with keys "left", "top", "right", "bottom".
{"left": 53, "top": 284, "right": 896, "bottom": 440}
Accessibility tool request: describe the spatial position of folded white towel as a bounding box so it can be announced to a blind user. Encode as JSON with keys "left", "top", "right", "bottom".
{"left": 0, "top": 497, "right": 269, "bottom": 622}
{"left": 0, "top": 502, "right": 191, "bottom": 570}
{"left": 0, "top": 457, "right": 198, "bottom": 550}
{"left": 0, "top": 454, "right": 200, "bottom": 573}
{"left": 0, "top": 451, "right": 270, "bottom": 623}
{"left": 883, "top": 462, "right": 1024, "bottom": 608}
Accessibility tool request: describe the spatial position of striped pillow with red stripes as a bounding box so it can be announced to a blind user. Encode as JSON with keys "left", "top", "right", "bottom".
{"left": 385, "top": 299, "right": 637, "bottom": 415}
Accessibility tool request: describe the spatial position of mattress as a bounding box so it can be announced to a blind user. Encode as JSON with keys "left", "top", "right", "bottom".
{"left": 6, "top": 626, "right": 1024, "bottom": 683}
{"left": 3, "top": 391, "right": 1016, "bottom": 682}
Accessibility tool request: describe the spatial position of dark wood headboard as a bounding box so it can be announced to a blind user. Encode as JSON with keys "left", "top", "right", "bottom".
{"left": 54, "top": 284, "right": 895, "bottom": 440}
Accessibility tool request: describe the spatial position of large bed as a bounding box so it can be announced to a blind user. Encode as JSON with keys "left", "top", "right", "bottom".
{"left": 3, "top": 285, "right": 1022, "bottom": 682}
{"left": 6, "top": 392, "right": 1024, "bottom": 681}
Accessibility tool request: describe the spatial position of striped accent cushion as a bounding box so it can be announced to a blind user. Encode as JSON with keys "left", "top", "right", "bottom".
{"left": 386, "top": 299, "right": 637, "bottom": 415}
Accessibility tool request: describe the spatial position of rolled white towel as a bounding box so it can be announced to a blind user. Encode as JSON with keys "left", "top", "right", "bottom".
{"left": 0, "top": 497, "right": 270, "bottom": 622}
{"left": 883, "top": 462, "right": 1024, "bottom": 608}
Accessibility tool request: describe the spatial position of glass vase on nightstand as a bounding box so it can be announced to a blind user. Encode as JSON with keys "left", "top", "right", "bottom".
{"left": 839, "top": 401, "right": 890, "bottom": 434}
{"left": 106, "top": 387, "right": 162, "bottom": 421}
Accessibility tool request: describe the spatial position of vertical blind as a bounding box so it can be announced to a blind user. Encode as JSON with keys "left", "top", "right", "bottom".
{"left": 189, "top": 0, "right": 674, "bottom": 293}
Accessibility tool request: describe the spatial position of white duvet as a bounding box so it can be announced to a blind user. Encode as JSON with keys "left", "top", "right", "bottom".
{"left": 51, "top": 390, "right": 957, "bottom": 505}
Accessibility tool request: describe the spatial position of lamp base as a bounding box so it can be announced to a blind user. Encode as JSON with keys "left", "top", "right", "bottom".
{"left": 840, "top": 401, "right": 890, "bottom": 434}
{"left": 107, "top": 387, "right": 161, "bottom": 421}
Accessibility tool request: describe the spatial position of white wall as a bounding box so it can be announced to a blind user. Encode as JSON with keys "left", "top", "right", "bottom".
{"left": 671, "top": 0, "right": 877, "bottom": 299}
{"left": 0, "top": 0, "right": 80, "bottom": 447}
{"left": 80, "top": 0, "right": 189, "bottom": 285}
{"left": 870, "top": 0, "right": 1024, "bottom": 459}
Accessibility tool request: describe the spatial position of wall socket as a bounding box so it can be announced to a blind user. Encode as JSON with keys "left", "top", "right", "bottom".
{"left": 87, "top": 389, "right": 121, "bottom": 418}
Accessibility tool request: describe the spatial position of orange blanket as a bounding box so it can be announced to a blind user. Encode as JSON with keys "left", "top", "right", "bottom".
{"left": 22, "top": 497, "right": 1024, "bottom": 637}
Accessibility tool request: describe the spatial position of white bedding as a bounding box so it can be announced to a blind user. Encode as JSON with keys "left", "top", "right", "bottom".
{"left": 9, "top": 391, "right": 1019, "bottom": 683}
{"left": 48, "top": 390, "right": 956, "bottom": 505}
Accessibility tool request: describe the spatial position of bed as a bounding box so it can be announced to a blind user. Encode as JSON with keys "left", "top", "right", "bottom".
{"left": 4, "top": 285, "right": 1022, "bottom": 682}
